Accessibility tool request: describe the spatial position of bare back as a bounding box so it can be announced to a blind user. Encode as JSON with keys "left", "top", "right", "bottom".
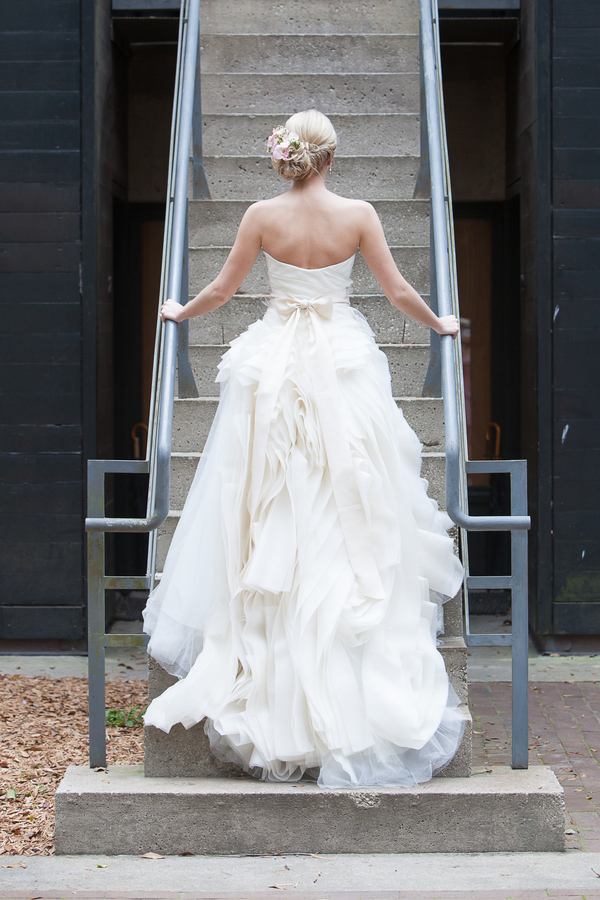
{"left": 257, "top": 188, "right": 365, "bottom": 269}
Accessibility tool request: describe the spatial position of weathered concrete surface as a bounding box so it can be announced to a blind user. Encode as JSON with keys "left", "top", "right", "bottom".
{"left": 201, "top": 74, "right": 420, "bottom": 116}
{"left": 200, "top": 34, "right": 419, "bottom": 75}
{"left": 8, "top": 848, "right": 598, "bottom": 894}
{"left": 54, "top": 765, "right": 564, "bottom": 856}
{"left": 203, "top": 155, "right": 420, "bottom": 201}
{"left": 200, "top": 0, "right": 420, "bottom": 36}
{"left": 201, "top": 113, "right": 420, "bottom": 157}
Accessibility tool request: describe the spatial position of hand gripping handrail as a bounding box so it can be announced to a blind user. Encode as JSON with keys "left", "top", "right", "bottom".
{"left": 419, "top": 0, "right": 531, "bottom": 769}
{"left": 85, "top": 0, "right": 202, "bottom": 767}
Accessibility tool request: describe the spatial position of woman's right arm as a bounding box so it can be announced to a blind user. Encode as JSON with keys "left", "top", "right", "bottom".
{"left": 357, "top": 202, "right": 459, "bottom": 338}
{"left": 161, "top": 204, "right": 263, "bottom": 323}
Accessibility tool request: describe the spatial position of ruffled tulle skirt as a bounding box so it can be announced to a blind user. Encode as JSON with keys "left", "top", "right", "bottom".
{"left": 143, "top": 303, "right": 465, "bottom": 787}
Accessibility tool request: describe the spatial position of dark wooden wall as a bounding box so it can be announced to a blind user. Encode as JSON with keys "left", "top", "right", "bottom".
{"left": 552, "top": 0, "right": 600, "bottom": 637}
{"left": 0, "top": 0, "right": 85, "bottom": 640}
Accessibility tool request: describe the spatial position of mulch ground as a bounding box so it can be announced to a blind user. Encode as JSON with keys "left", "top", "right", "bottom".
{"left": 0, "top": 674, "right": 146, "bottom": 857}
{"left": 2, "top": 675, "right": 600, "bottom": 858}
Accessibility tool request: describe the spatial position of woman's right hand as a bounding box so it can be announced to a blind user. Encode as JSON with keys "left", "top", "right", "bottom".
{"left": 161, "top": 298, "right": 188, "bottom": 324}
{"left": 435, "top": 315, "right": 460, "bottom": 339}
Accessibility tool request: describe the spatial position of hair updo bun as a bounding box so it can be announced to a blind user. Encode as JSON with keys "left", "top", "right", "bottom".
{"left": 271, "top": 109, "right": 337, "bottom": 182}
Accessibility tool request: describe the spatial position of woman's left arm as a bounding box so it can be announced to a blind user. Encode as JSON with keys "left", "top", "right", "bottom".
{"left": 161, "top": 204, "right": 263, "bottom": 323}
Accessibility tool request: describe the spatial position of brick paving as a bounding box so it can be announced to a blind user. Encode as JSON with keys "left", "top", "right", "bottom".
{"left": 469, "top": 682, "right": 600, "bottom": 852}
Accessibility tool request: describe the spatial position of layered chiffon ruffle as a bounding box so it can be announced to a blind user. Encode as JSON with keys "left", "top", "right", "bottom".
{"left": 143, "top": 258, "right": 465, "bottom": 788}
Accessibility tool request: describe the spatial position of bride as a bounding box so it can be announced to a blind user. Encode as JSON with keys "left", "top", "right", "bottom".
{"left": 143, "top": 109, "right": 465, "bottom": 788}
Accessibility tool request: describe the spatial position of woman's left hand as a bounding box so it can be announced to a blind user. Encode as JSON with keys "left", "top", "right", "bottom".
{"left": 161, "top": 298, "right": 188, "bottom": 324}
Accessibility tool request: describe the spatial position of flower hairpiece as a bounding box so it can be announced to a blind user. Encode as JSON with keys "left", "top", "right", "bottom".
{"left": 267, "top": 126, "right": 303, "bottom": 160}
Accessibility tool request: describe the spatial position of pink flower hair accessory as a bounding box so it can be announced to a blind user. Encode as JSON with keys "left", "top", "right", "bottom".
{"left": 267, "top": 126, "right": 303, "bottom": 160}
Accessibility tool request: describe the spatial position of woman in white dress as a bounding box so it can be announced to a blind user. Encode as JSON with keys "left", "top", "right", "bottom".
{"left": 143, "top": 109, "right": 464, "bottom": 788}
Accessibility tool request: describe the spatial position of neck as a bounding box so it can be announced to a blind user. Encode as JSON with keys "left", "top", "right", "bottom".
{"left": 289, "top": 168, "right": 329, "bottom": 196}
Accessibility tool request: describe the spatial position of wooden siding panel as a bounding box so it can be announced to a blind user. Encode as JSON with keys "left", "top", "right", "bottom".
{"left": 0, "top": 391, "right": 80, "bottom": 426}
{"left": 0, "top": 31, "right": 79, "bottom": 61}
{"left": 0, "top": 122, "right": 80, "bottom": 152}
{"left": 0, "top": 61, "right": 79, "bottom": 91}
{"left": 0, "top": 514, "right": 81, "bottom": 544}
{"left": 0, "top": 0, "right": 85, "bottom": 639}
{"left": 0, "top": 334, "right": 80, "bottom": 365}
{"left": 0, "top": 606, "right": 84, "bottom": 640}
{"left": 0, "top": 150, "right": 80, "bottom": 182}
{"left": 0, "top": 453, "right": 80, "bottom": 484}
{"left": 0, "top": 574, "right": 82, "bottom": 605}
{"left": 0, "top": 2, "right": 79, "bottom": 32}
{"left": 553, "top": 28, "right": 600, "bottom": 59}
{"left": 0, "top": 212, "right": 80, "bottom": 243}
{"left": 554, "top": 180, "right": 600, "bottom": 209}
{"left": 0, "top": 424, "right": 80, "bottom": 453}
{"left": 1, "top": 303, "right": 80, "bottom": 335}
{"left": 554, "top": 58, "right": 600, "bottom": 88}
{"left": 0, "top": 242, "right": 80, "bottom": 273}
{"left": 554, "top": 149, "right": 600, "bottom": 181}
{"left": 554, "top": 0, "right": 600, "bottom": 28}
{"left": 554, "top": 88, "right": 600, "bottom": 117}
{"left": 0, "top": 272, "right": 80, "bottom": 302}
{"left": 0, "top": 362, "right": 82, "bottom": 394}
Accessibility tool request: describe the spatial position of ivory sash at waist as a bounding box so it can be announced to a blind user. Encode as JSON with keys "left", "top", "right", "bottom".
{"left": 250, "top": 292, "right": 385, "bottom": 601}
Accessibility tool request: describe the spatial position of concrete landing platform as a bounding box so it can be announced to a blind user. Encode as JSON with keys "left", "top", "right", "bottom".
{"left": 54, "top": 765, "right": 564, "bottom": 856}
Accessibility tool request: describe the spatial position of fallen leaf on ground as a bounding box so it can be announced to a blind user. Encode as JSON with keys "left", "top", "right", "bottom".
{"left": 1, "top": 863, "right": 27, "bottom": 868}
{"left": 97, "top": 864, "right": 108, "bottom": 868}
{"left": 141, "top": 852, "right": 165, "bottom": 859}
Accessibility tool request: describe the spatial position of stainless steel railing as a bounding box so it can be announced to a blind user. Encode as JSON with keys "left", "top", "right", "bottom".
{"left": 85, "top": 0, "right": 202, "bottom": 767}
{"left": 418, "top": 0, "right": 531, "bottom": 768}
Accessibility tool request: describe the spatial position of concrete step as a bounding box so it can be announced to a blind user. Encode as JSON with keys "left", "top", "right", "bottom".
{"left": 201, "top": 155, "right": 420, "bottom": 201}
{"left": 171, "top": 396, "right": 444, "bottom": 454}
{"left": 143, "top": 651, "right": 470, "bottom": 780}
{"left": 200, "top": 74, "right": 420, "bottom": 116}
{"left": 188, "top": 199, "right": 428, "bottom": 247}
{"left": 190, "top": 246, "right": 429, "bottom": 296}
{"left": 55, "top": 764, "right": 564, "bottom": 855}
{"left": 200, "top": 34, "right": 418, "bottom": 75}
{"left": 186, "top": 294, "right": 430, "bottom": 345}
{"left": 186, "top": 342, "right": 429, "bottom": 398}
{"left": 200, "top": 0, "right": 420, "bottom": 36}
{"left": 200, "top": 113, "right": 420, "bottom": 158}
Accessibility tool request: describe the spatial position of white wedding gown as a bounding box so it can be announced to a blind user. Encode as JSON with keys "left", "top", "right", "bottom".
{"left": 143, "top": 250, "right": 465, "bottom": 788}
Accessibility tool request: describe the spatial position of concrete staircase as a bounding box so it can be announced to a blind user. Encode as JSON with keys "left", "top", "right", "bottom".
{"left": 53, "top": 0, "right": 564, "bottom": 856}
{"left": 150, "top": 0, "right": 473, "bottom": 779}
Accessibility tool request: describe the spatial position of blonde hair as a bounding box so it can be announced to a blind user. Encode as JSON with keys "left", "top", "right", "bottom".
{"left": 271, "top": 109, "right": 337, "bottom": 182}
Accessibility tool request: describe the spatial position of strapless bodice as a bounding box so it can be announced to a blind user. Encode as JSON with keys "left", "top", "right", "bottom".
{"left": 264, "top": 250, "right": 355, "bottom": 307}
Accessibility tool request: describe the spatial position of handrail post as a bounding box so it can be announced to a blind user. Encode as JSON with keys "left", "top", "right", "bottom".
{"left": 177, "top": 200, "right": 199, "bottom": 398}
{"left": 192, "top": 2, "right": 210, "bottom": 200}
{"left": 511, "top": 461, "right": 529, "bottom": 768}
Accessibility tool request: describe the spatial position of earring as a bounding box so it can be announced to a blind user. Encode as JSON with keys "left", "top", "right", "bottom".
{"left": 328, "top": 158, "right": 333, "bottom": 174}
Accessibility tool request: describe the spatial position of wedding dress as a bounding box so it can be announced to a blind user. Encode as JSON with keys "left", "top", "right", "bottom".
{"left": 143, "top": 250, "right": 465, "bottom": 787}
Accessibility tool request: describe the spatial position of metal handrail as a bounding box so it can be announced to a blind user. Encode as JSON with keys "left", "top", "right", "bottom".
{"left": 419, "top": 0, "right": 531, "bottom": 769}
{"left": 85, "top": 0, "right": 202, "bottom": 767}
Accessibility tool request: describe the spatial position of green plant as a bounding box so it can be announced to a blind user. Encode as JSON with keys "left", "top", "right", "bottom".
{"left": 105, "top": 705, "right": 146, "bottom": 728}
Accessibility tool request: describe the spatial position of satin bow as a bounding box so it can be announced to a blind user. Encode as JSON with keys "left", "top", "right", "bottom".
{"left": 249, "top": 294, "right": 385, "bottom": 601}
